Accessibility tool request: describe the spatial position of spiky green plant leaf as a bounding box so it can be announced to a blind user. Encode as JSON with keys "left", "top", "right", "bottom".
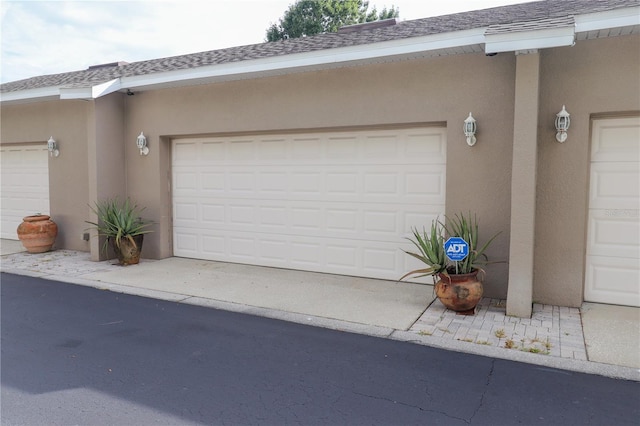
{"left": 86, "top": 198, "right": 153, "bottom": 254}
{"left": 400, "top": 212, "right": 502, "bottom": 282}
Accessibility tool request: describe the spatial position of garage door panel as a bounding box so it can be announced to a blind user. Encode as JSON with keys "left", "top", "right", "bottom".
{"left": 174, "top": 232, "right": 199, "bottom": 255}
{"left": 587, "top": 211, "right": 640, "bottom": 258}
{"left": 585, "top": 117, "right": 640, "bottom": 306}
{"left": 229, "top": 236, "right": 257, "bottom": 259}
{"left": 589, "top": 163, "right": 639, "bottom": 209}
{"left": 362, "top": 135, "right": 400, "bottom": 159}
{"left": 406, "top": 169, "right": 446, "bottom": 199}
{"left": 175, "top": 130, "right": 446, "bottom": 167}
{"left": 327, "top": 244, "right": 358, "bottom": 270}
{"left": 174, "top": 201, "right": 198, "bottom": 220}
{"left": 176, "top": 201, "right": 427, "bottom": 238}
{"left": 585, "top": 257, "right": 640, "bottom": 307}
{"left": 327, "top": 137, "right": 357, "bottom": 158}
{"left": 363, "top": 210, "right": 397, "bottom": 234}
{"left": 200, "top": 203, "right": 226, "bottom": 224}
{"left": 229, "top": 204, "right": 255, "bottom": 225}
{"left": 290, "top": 241, "right": 323, "bottom": 267}
{"left": 258, "top": 206, "right": 288, "bottom": 229}
{"left": 591, "top": 119, "right": 640, "bottom": 162}
{"left": 173, "top": 127, "right": 446, "bottom": 280}
{"left": 260, "top": 172, "right": 289, "bottom": 193}
{"left": 0, "top": 145, "right": 50, "bottom": 240}
{"left": 363, "top": 246, "right": 399, "bottom": 273}
{"left": 325, "top": 208, "right": 357, "bottom": 232}
{"left": 228, "top": 139, "right": 255, "bottom": 160}
{"left": 259, "top": 138, "right": 288, "bottom": 159}
{"left": 405, "top": 132, "right": 447, "bottom": 160}
{"left": 176, "top": 164, "right": 445, "bottom": 204}
{"left": 291, "top": 172, "right": 322, "bottom": 194}
{"left": 173, "top": 141, "right": 199, "bottom": 161}
{"left": 403, "top": 206, "right": 445, "bottom": 233}
{"left": 202, "top": 235, "right": 225, "bottom": 256}
{"left": 201, "top": 172, "right": 225, "bottom": 191}
{"left": 177, "top": 227, "right": 431, "bottom": 280}
{"left": 175, "top": 198, "right": 442, "bottom": 239}
{"left": 258, "top": 238, "right": 290, "bottom": 263}
{"left": 173, "top": 170, "right": 198, "bottom": 191}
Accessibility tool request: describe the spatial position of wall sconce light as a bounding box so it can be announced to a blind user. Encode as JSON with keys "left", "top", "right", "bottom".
{"left": 463, "top": 112, "right": 477, "bottom": 146}
{"left": 47, "top": 136, "right": 59, "bottom": 157}
{"left": 136, "top": 131, "right": 149, "bottom": 155}
{"left": 555, "top": 105, "right": 570, "bottom": 143}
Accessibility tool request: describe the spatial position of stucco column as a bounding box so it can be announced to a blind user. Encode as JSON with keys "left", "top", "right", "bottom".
{"left": 87, "top": 93, "right": 127, "bottom": 261}
{"left": 506, "top": 50, "right": 540, "bottom": 318}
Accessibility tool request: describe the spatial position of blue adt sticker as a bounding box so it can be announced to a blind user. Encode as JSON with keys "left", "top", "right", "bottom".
{"left": 444, "top": 237, "right": 469, "bottom": 261}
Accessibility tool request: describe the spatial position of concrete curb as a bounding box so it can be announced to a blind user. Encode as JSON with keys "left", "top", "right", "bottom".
{"left": 389, "top": 330, "right": 640, "bottom": 381}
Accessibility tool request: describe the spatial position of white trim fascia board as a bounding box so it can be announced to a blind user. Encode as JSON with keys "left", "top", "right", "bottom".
{"left": 575, "top": 7, "right": 640, "bottom": 33}
{"left": 61, "top": 79, "right": 121, "bottom": 99}
{"left": 59, "top": 87, "right": 93, "bottom": 100}
{"left": 3, "top": 78, "right": 123, "bottom": 104}
{"left": 485, "top": 26, "right": 575, "bottom": 53}
{"left": 0, "top": 86, "right": 60, "bottom": 103}
{"left": 92, "top": 78, "right": 122, "bottom": 98}
{"left": 121, "top": 28, "right": 486, "bottom": 90}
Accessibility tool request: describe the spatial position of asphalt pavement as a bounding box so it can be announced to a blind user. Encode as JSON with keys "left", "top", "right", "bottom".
{"left": 2, "top": 274, "right": 639, "bottom": 426}
{"left": 1, "top": 240, "right": 638, "bottom": 382}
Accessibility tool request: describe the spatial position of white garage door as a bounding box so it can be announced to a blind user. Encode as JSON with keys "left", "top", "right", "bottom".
{"left": 585, "top": 117, "right": 640, "bottom": 307}
{"left": 172, "top": 127, "right": 446, "bottom": 280}
{"left": 0, "top": 144, "right": 50, "bottom": 240}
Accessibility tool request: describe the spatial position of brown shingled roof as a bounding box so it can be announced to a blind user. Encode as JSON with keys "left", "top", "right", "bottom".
{"left": 1, "top": 0, "right": 637, "bottom": 94}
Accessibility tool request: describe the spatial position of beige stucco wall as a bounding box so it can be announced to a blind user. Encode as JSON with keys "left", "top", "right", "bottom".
{"left": 1, "top": 100, "right": 91, "bottom": 251}
{"left": 534, "top": 34, "right": 640, "bottom": 306}
{"left": 5, "top": 33, "right": 636, "bottom": 305}
{"left": 123, "top": 52, "right": 516, "bottom": 297}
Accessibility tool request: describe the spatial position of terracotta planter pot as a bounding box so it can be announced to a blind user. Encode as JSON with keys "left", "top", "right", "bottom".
{"left": 435, "top": 269, "right": 483, "bottom": 315}
{"left": 109, "top": 234, "right": 144, "bottom": 266}
{"left": 17, "top": 215, "right": 58, "bottom": 254}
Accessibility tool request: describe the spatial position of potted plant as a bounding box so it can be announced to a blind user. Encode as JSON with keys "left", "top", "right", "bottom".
{"left": 86, "top": 198, "right": 153, "bottom": 266}
{"left": 400, "top": 212, "right": 500, "bottom": 315}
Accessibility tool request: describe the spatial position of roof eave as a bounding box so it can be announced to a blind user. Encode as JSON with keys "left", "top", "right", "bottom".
{"left": 0, "top": 86, "right": 61, "bottom": 104}
{"left": 485, "top": 26, "right": 576, "bottom": 54}
{"left": 0, "top": 29, "right": 488, "bottom": 103}
{"left": 1, "top": 78, "right": 122, "bottom": 104}
{"left": 575, "top": 6, "right": 640, "bottom": 33}
{"left": 120, "top": 28, "right": 487, "bottom": 92}
{"left": 2, "top": 5, "right": 639, "bottom": 104}
{"left": 485, "top": 6, "right": 639, "bottom": 54}
{"left": 60, "top": 78, "right": 122, "bottom": 100}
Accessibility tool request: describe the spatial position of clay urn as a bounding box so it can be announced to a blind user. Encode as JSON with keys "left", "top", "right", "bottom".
{"left": 17, "top": 214, "right": 58, "bottom": 254}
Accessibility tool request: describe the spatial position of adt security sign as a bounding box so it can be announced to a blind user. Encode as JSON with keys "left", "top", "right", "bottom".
{"left": 444, "top": 237, "right": 469, "bottom": 262}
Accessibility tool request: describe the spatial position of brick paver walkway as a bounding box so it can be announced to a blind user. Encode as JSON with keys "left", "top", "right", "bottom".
{"left": 410, "top": 297, "right": 588, "bottom": 361}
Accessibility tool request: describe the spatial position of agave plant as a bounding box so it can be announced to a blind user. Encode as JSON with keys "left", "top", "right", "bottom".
{"left": 86, "top": 198, "right": 153, "bottom": 253}
{"left": 401, "top": 212, "right": 500, "bottom": 282}
{"left": 400, "top": 219, "right": 447, "bottom": 281}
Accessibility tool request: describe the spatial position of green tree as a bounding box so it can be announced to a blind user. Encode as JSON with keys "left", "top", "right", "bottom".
{"left": 266, "top": 0, "right": 399, "bottom": 42}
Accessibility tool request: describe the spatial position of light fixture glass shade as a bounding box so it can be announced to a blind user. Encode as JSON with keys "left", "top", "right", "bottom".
{"left": 47, "top": 136, "right": 59, "bottom": 157}
{"left": 463, "top": 112, "right": 477, "bottom": 146}
{"left": 555, "top": 105, "right": 570, "bottom": 143}
{"left": 136, "top": 131, "right": 149, "bottom": 155}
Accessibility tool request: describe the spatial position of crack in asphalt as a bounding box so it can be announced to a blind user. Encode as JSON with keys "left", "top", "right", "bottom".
{"left": 351, "top": 390, "right": 470, "bottom": 424}
{"left": 469, "top": 358, "right": 496, "bottom": 424}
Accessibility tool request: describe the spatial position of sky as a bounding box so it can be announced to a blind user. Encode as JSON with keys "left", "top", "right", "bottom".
{"left": 0, "top": 0, "right": 534, "bottom": 84}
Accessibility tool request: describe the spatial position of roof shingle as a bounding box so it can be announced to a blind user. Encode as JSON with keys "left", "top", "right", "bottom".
{"left": 1, "top": 0, "right": 637, "bottom": 94}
